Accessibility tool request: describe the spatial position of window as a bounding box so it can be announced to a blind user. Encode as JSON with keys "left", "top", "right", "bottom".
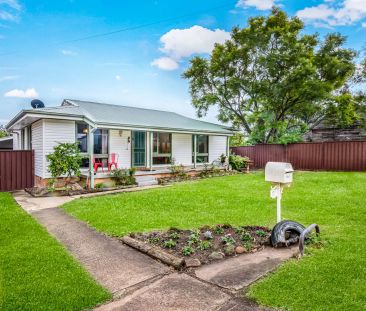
{"left": 28, "top": 127, "right": 32, "bottom": 150}
{"left": 93, "top": 129, "right": 109, "bottom": 155}
{"left": 76, "top": 123, "right": 109, "bottom": 167}
{"left": 153, "top": 132, "right": 172, "bottom": 165}
{"left": 193, "top": 135, "right": 209, "bottom": 163}
{"left": 76, "top": 123, "right": 88, "bottom": 153}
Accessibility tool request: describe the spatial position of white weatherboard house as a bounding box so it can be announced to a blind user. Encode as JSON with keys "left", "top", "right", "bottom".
{"left": 6, "top": 100, "right": 233, "bottom": 187}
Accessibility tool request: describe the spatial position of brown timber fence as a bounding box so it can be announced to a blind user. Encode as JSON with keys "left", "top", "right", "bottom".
{"left": 0, "top": 150, "right": 34, "bottom": 191}
{"left": 231, "top": 141, "right": 366, "bottom": 171}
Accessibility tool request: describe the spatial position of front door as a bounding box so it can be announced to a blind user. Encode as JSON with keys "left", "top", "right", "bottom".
{"left": 132, "top": 131, "right": 146, "bottom": 167}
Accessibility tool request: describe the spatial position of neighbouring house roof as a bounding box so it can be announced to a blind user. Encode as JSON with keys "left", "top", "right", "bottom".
{"left": 6, "top": 99, "right": 233, "bottom": 135}
{"left": 304, "top": 120, "right": 366, "bottom": 142}
{"left": 0, "top": 136, "right": 13, "bottom": 149}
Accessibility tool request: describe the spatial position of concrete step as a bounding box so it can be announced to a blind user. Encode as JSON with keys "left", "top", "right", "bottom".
{"left": 135, "top": 175, "right": 158, "bottom": 182}
{"left": 137, "top": 179, "right": 158, "bottom": 187}
{"left": 135, "top": 175, "right": 158, "bottom": 187}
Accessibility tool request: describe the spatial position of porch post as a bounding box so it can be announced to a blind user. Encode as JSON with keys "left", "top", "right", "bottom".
{"left": 193, "top": 134, "right": 197, "bottom": 169}
{"left": 149, "top": 131, "right": 153, "bottom": 171}
{"left": 88, "top": 126, "right": 95, "bottom": 189}
{"left": 226, "top": 136, "right": 230, "bottom": 158}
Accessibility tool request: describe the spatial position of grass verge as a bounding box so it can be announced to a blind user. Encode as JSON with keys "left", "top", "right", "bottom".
{"left": 0, "top": 193, "right": 111, "bottom": 310}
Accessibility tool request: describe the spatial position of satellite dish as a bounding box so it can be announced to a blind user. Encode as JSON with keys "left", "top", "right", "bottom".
{"left": 31, "top": 99, "right": 45, "bottom": 109}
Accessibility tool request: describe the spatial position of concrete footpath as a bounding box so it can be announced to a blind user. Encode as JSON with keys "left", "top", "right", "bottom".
{"left": 13, "top": 190, "right": 296, "bottom": 311}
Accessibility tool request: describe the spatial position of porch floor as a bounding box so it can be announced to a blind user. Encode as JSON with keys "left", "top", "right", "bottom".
{"left": 80, "top": 166, "right": 206, "bottom": 179}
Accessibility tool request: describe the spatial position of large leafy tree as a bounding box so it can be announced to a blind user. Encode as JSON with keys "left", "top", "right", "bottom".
{"left": 183, "top": 8, "right": 365, "bottom": 143}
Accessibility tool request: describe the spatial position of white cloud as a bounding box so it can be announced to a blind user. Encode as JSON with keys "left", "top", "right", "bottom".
{"left": 236, "top": 0, "right": 274, "bottom": 11}
{"left": 115, "top": 75, "right": 121, "bottom": 80}
{"left": 152, "top": 25, "right": 230, "bottom": 70}
{"left": 0, "top": 0, "right": 21, "bottom": 22}
{"left": 0, "top": 0, "right": 21, "bottom": 10}
{"left": 159, "top": 26, "right": 230, "bottom": 60}
{"left": 362, "top": 22, "right": 366, "bottom": 27}
{"left": 297, "top": 0, "right": 366, "bottom": 27}
{"left": 151, "top": 57, "right": 179, "bottom": 71}
{"left": 61, "top": 49, "right": 77, "bottom": 56}
{"left": 4, "top": 88, "right": 38, "bottom": 98}
{"left": 0, "top": 75, "right": 18, "bottom": 82}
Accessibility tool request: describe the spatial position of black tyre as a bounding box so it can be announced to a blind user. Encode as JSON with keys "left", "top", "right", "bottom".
{"left": 270, "top": 220, "right": 305, "bottom": 247}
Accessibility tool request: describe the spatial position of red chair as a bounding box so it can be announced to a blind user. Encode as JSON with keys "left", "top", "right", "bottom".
{"left": 108, "top": 153, "right": 119, "bottom": 171}
{"left": 93, "top": 157, "right": 104, "bottom": 173}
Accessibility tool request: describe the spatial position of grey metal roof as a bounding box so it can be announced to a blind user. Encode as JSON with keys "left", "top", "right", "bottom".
{"left": 8, "top": 99, "right": 233, "bottom": 135}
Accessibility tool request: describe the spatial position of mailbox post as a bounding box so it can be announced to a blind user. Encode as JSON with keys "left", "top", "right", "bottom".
{"left": 265, "top": 162, "right": 294, "bottom": 223}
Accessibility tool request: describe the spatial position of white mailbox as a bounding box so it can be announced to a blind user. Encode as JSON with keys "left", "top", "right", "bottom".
{"left": 265, "top": 162, "right": 294, "bottom": 184}
{"left": 265, "top": 162, "right": 294, "bottom": 223}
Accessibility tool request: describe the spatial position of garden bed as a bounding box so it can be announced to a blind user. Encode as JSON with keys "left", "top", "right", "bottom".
{"left": 158, "top": 170, "right": 239, "bottom": 185}
{"left": 125, "top": 224, "right": 271, "bottom": 268}
{"left": 25, "top": 184, "right": 137, "bottom": 197}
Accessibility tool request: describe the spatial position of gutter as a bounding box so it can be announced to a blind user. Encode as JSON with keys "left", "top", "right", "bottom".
{"left": 95, "top": 122, "right": 234, "bottom": 136}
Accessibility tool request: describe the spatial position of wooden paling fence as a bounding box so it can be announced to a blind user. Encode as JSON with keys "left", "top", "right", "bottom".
{"left": 231, "top": 141, "right": 366, "bottom": 171}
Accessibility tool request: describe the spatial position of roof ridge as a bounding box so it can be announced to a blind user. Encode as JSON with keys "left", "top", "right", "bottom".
{"left": 26, "top": 105, "right": 79, "bottom": 111}
{"left": 64, "top": 99, "right": 228, "bottom": 128}
{"left": 65, "top": 99, "right": 186, "bottom": 115}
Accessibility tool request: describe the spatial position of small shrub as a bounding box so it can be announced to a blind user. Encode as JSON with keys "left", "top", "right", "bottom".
{"left": 244, "top": 241, "right": 253, "bottom": 251}
{"left": 224, "top": 244, "right": 235, "bottom": 255}
{"left": 229, "top": 154, "right": 250, "bottom": 171}
{"left": 182, "top": 246, "right": 195, "bottom": 256}
{"left": 188, "top": 231, "right": 200, "bottom": 244}
{"left": 177, "top": 165, "right": 188, "bottom": 179}
{"left": 47, "top": 142, "right": 82, "bottom": 178}
{"left": 95, "top": 183, "right": 105, "bottom": 189}
{"left": 47, "top": 178, "right": 56, "bottom": 192}
{"left": 163, "top": 239, "right": 176, "bottom": 249}
{"left": 198, "top": 240, "right": 212, "bottom": 250}
{"left": 234, "top": 226, "right": 245, "bottom": 234}
{"left": 169, "top": 160, "right": 188, "bottom": 179}
{"left": 111, "top": 169, "right": 136, "bottom": 186}
{"left": 214, "top": 225, "right": 224, "bottom": 234}
{"left": 255, "top": 230, "right": 267, "bottom": 237}
{"left": 199, "top": 163, "right": 210, "bottom": 177}
{"left": 240, "top": 232, "right": 252, "bottom": 242}
{"left": 221, "top": 234, "right": 236, "bottom": 245}
{"left": 148, "top": 236, "right": 160, "bottom": 244}
{"left": 169, "top": 232, "right": 180, "bottom": 240}
{"left": 203, "top": 230, "right": 213, "bottom": 240}
{"left": 129, "top": 167, "right": 136, "bottom": 176}
{"left": 220, "top": 153, "right": 227, "bottom": 164}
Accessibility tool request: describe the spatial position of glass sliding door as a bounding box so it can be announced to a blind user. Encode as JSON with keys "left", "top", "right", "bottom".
{"left": 132, "top": 131, "right": 146, "bottom": 167}
{"left": 152, "top": 132, "right": 172, "bottom": 165}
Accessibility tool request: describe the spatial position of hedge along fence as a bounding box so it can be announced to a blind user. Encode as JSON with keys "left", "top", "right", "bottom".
{"left": 231, "top": 141, "right": 366, "bottom": 171}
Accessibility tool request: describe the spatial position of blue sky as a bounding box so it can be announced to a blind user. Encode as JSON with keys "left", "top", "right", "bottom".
{"left": 1, "top": 0, "right": 366, "bottom": 125}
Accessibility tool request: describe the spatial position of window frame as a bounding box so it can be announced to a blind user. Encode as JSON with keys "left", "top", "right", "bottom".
{"left": 192, "top": 135, "right": 209, "bottom": 164}
{"left": 75, "top": 122, "right": 89, "bottom": 155}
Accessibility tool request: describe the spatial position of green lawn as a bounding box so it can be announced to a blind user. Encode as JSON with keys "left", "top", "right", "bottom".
{"left": 0, "top": 193, "right": 111, "bottom": 311}
{"left": 62, "top": 171, "right": 366, "bottom": 311}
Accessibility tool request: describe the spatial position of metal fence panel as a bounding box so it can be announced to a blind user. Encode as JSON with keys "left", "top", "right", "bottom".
{"left": 231, "top": 141, "right": 366, "bottom": 171}
{"left": 0, "top": 150, "right": 34, "bottom": 191}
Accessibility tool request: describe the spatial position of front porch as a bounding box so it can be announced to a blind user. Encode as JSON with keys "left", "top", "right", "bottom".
{"left": 78, "top": 123, "right": 229, "bottom": 188}
{"left": 80, "top": 166, "right": 210, "bottom": 187}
